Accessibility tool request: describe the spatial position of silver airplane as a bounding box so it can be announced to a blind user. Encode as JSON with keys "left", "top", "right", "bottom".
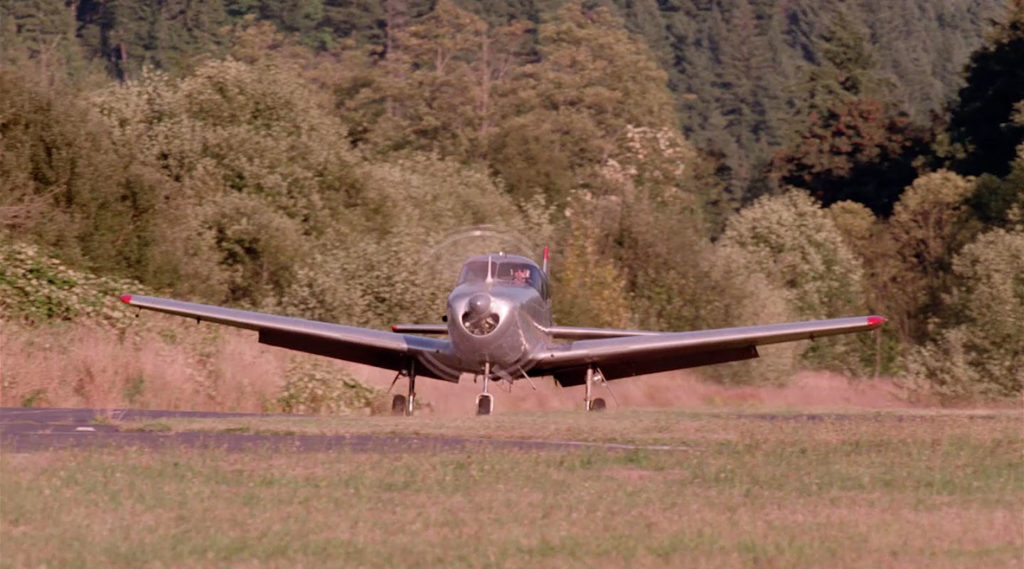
{"left": 120, "top": 250, "right": 886, "bottom": 415}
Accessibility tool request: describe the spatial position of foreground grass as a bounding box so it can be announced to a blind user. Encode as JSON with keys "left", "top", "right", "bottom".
{"left": 2, "top": 411, "right": 1021, "bottom": 568}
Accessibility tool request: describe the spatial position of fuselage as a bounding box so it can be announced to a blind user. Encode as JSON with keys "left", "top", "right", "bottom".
{"left": 444, "top": 254, "right": 552, "bottom": 379}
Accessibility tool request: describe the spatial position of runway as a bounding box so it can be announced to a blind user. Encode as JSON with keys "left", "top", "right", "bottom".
{"left": 0, "top": 407, "right": 689, "bottom": 453}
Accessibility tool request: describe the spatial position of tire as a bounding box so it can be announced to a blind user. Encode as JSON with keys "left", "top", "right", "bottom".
{"left": 476, "top": 393, "right": 493, "bottom": 416}
{"left": 590, "top": 398, "right": 606, "bottom": 411}
{"left": 391, "top": 395, "right": 407, "bottom": 416}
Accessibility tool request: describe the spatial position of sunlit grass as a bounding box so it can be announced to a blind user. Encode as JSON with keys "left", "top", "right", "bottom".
{"left": 4, "top": 410, "right": 1021, "bottom": 568}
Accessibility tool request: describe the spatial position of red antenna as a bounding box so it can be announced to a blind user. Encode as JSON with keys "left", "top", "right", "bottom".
{"left": 542, "top": 246, "right": 549, "bottom": 275}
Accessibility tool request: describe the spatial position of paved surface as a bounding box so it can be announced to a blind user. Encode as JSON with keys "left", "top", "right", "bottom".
{"left": 0, "top": 408, "right": 688, "bottom": 454}
{"left": 5, "top": 407, "right": 1000, "bottom": 455}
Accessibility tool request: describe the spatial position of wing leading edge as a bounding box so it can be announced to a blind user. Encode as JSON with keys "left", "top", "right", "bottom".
{"left": 120, "top": 295, "right": 459, "bottom": 381}
{"left": 532, "top": 316, "right": 886, "bottom": 386}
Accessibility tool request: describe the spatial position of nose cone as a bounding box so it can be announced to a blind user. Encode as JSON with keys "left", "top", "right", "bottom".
{"left": 462, "top": 293, "right": 499, "bottom": 336}
{"left": 467, "top": 293, "right": 491, "bottom": 315}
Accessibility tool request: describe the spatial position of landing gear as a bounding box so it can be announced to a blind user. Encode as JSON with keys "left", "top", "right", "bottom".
{"left": 584, "top": 365, "right": 615, "bottom": 412}
{"left": 476, "top": 393, "right": 493, "bottom": 415}
{"left": 388, "top": 361, "right": 417, "bottom": 416}
{"left": 391, "top": 394, "right": 407, "bottom": 415}
{"left": 476, "top": 361, "right": 494, "bottom": 416}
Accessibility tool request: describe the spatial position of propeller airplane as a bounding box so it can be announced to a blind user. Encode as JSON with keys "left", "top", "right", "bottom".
{"left": 121, "top": 249, "right": 886, "bottom": 415}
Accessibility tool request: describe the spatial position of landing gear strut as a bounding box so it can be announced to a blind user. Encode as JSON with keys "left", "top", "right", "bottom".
{"left": 389, "top": 361, "right": 417, "bottom": 416}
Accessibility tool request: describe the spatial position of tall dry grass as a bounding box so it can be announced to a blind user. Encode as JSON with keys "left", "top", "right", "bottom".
{"left": 1, "top": 315, "right": 299, "bottom": 411}
{"left": 3, "top": 313, "right": 931, "bottom": 415}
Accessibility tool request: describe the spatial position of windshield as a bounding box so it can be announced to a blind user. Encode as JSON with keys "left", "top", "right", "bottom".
{"left": 458, "top": 261, "right": 490, "bottom": 284}
{"left": 457, "top": 258, "right": 547, "bottom": 297}
{"left": 495, "top": 262, "right": 539, "bottom": 290}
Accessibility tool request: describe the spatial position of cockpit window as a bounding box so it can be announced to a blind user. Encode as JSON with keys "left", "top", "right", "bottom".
{"left": 457, "top": 258, "right": 549, "bottom": 299}
{"left": 496, "top": 262, "right": 544, "bottom": 292}
{"left": 458, "top": 261, "right": 489, "bottom": 284}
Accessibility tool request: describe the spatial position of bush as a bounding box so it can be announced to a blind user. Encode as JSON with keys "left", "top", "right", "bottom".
{"left": 277, "top": 359, "right": 383, "bottom": 415}
{"left": 718, "top": 190, "right": 871, "bottom": 375}
{"left": 901, "top": 227, "right": 1024, "bottom": 400}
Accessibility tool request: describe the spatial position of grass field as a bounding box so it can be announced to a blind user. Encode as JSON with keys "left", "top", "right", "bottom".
{"left": 2, "top": 410, "right": 1021, "bottom": 568}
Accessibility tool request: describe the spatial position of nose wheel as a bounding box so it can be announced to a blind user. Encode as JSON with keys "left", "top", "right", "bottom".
{"left": 476, "top": 393, "right": 493, "bottom": 415}
{"left": 475, "top": 361, "right": 494, "bottom": 415}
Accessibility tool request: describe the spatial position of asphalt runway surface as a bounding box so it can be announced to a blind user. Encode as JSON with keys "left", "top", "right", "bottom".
{"left": 0, "top": 408, "right": 690, "bottom": 454}
{"left": 4, "top": 407, "right": 998, "bottom": 455}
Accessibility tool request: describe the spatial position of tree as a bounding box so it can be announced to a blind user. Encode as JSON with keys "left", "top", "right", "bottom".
{"left": 719, "top": 190, "right": 870, "bottom": 374}
{"left": 948, "top": 0, "right": 1024, "bottom": 177}
{"left": 902, "top": 226, "right": 1024, "bottom": 400}
{"left": 0, "top": 66, "right": 153, "bottom": 275}
{"left": 884, "top": 170, "right": 979, "bottom": 344}
{"left": 488, "top": 2, "right": 677, "bottom": 205}
{"left": 771, "top": 98, "right": 927, "bottom": 214}
{"left": 339, "top": 0, "right": 530, "bottom": 161}
{"left": 771, "top": 9, "right": 928, "bottom": 215}
{"left": 0, "top": 0, "right": 79, "bottom": 77}
{"left": 91, "top": 58, "right": 360, "bottom": 304}
{"left": 552, "top": 213, "right": 633, "bottom": 329}
{"left": 966, "top": 99, "right": 1024, "bottom": 225}
{"left": 279, "top": 155, "right": 553, "bottom": 327}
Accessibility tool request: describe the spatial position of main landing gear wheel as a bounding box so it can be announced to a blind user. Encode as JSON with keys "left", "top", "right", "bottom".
{"left": 391, "top": 395, "right": 407, "bottom": 416}
{"left": 476, "top": 393, "right": 493, "bottom": 416}
{"left": 589, "top": 398, "right": 606, "bottom": 412}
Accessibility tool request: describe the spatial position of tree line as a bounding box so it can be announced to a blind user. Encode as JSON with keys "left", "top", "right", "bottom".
{"left": 1, "top": 0, "right": 1021, "bottom": 399}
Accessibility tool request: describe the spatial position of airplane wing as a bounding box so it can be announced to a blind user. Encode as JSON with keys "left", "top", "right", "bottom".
{"left": 531, "top": 316, "right": 886, "bottom": 386}
{"left": 120, "top": 295, "right": 459, "bottom": 381}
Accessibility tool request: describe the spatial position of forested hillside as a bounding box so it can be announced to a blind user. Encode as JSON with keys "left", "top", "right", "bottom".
{"left": 1, "top": 0, "right": 1022, "bottom": 403}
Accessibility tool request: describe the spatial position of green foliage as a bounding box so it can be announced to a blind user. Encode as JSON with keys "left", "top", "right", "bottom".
{"left": 552, "top": 212, "right": 633, "bottom": 329}
{"left": 277, "top": 358, "right": 381, "bottom": 414}
{"left": 719, "top": 190, "right": 870, "bottom": 374}
{"left": 277, "top": 155, "right": 553, "bottom": 327}
{"left": 721, "top": 191, "right": 865, "bottom": 321}
{"left": 771, "top": 97, "right": 929, "bottom": 215}
{"left": 489, "top": 2, "right": 677, "bottom": 205}
{"left": 0, "top": 241, "right": 144, "bottom": 325}
{"left": 92, "top": 58, "right": 360, "bottom": 304}
{"left": 0, "top": 66, "right": 153, "bottom": 274}
{"left": 902, "top": 227, "right": 1024, "bottom": 400}
{"left": 1, "top": 0, "right": 1020, "bottom": 399}
{"left": 948, "top": 0, "right": 1024, "bottom": 177}
{"left": 884, "top": 170, "right": 979, "bottom": 344}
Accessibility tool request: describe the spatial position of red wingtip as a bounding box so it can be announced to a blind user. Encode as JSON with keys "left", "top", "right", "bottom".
{"left": 867, "top": 315, "right": 886, "bottom": 327}
{"left": 120, "top": 294, "right": 133, "bottom": 304}
{"left": 391, "top": 324, "right": 398, "bottom": 332}
{"left": 543, "top": 246, "right": 549, "bottom": 260}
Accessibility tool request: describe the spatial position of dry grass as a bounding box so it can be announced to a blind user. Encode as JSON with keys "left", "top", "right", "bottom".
{"left": 2, "top": 315, "right": 938, "bottom": 417}
{"left": 2, "top": 411, "right": 1021, "bottom": 569}
{"left": 1, "top": 317, "right": 327, "bottom": 412}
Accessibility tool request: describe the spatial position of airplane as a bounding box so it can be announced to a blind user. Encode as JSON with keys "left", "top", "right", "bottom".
{"left": 120, "top": 249, "right": 886, "bottom": 415}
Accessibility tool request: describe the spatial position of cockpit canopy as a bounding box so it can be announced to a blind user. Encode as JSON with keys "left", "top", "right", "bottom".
{"left": 458, "top": 255, "right": 548, "bottom": 298}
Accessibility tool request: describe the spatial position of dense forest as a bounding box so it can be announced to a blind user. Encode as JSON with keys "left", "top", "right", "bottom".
{"left": 1, "top": 0, "right": 1022, "bottom": 401}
